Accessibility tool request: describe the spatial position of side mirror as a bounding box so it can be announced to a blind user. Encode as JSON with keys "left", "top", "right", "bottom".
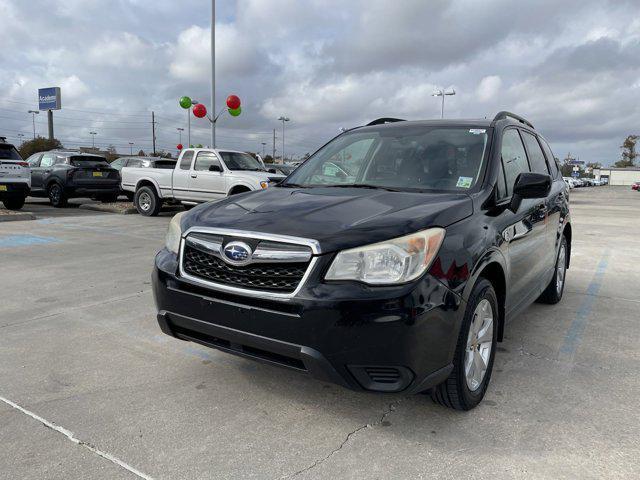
{"left": 209, "top": 164, "right": 222, "bottom": 172}
{"left": 510, "top": 172, "right": 551, "bottom": 212}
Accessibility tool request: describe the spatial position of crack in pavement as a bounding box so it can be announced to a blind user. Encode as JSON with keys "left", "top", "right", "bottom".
{"left": 281, "top": 398, "right": 406, "bottom": 479}
{"left": 517, "top": 344, "right": 613, "bottom": 372}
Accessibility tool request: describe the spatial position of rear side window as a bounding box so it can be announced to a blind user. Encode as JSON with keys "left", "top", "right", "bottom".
{"left": 27, "top": 153, "right": 42, "bottom": 167}
{"left": 0, "top": 144, "right": 22, "bottom": 160}
{"left": 539, "top": 137, "right": 559, "bottom": 177}
{"left": 521, "top": 131, "right": 549, "bottom": 175}
{"left": 127, "top": 159, "right": 143, "bottom": 168}
{"left": 501, "top": 129, "right": 530, "bottom": 197}
{"left": 194, "top": 152, "right": 222, "bottom": 171}
{"left": 179, "top": 151, "right": 194, "bottom": 170}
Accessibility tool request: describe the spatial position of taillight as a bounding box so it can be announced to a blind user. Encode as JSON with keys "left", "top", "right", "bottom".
{"left": 18, "top": 162, "right": 29, "bottom": 167}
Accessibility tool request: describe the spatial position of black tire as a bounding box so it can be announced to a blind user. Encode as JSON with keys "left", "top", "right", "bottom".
{"left": 537, "top": 236, "right": 568, "bottom": 305}
{"left": 2, "top": 196, "right": 26, "bottom": 210}
{"left": 431, "top": 279, "right": 498, "bottom": 411}
{"left": 134, "top": 186, "right": 162, "bottom": 216}
{"left": 229, "top": 187, "right": 251, "bottom": 195}
{"left": 48, "top": 183, "right": 67, "bottom": 208}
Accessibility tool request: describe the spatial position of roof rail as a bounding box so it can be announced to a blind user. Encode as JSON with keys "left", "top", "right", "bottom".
{"left": 493, "top": 111, "right": 534, "bottom": 129}
{"left": 366, "top": 117, "right": 406, "bottom": 126}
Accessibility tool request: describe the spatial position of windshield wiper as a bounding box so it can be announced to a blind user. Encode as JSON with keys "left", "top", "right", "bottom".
{"left": 328, "top": 184, "right": 402, "bottom": 192}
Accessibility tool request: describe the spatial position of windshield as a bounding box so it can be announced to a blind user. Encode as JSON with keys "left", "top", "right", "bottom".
{"left": 283, "top": 126, "right": 489, "bottom": 191}
{"left": 70, "top": 156, "right": 110, "bottom": 168}
{"left": 0, "top": 145, "right": 22, "bottom": 160}
{"left": 219, "top": 152, "right": 265, "bottom": 171}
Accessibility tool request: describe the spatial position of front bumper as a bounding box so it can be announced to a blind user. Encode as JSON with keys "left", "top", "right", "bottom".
{"left": 153, "top": 248, "right": 464, "bottom": 393}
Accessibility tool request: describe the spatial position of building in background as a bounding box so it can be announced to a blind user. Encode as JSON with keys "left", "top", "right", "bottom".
{"left": 593, "top": 167, "right": 640, "bottom": 185}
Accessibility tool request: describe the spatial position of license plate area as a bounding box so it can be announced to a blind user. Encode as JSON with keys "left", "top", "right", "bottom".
{"left": 92, "top": 172, "right": 103, "bottom": 177}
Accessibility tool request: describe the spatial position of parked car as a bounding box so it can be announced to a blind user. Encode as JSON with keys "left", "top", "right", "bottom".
{"left": 631, "top": 181, "right": 640, "bottom": 191}
{"left": 563, "top": 177, "right": 576, "bottom": 189}
{"left": 121, "top": 148, "right": 284, "bottom": 216}
{"left": 110, "top": 156, "right": 177, "bottom": 171}
{"left": 266, "top": 164, "right": 298, "bottom": 176}
{"left": 26, "top": 151, "right": 120, "bottom": 207}
{"left": 111, "top": 156, "right": 177, "bottom": 200}
{"left": 153, "top": 112, "right": 571, "bottom": 411}
{"left": 0, "top": 138, "right": 30, "bottom": 210}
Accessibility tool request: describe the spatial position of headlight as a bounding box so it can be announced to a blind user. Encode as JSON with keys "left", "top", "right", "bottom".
{"left": 165, "top": 211, "right": 187, "bottom": 254}
{"left": 260, "top": 181, "right": 269, "bottom": 189}
{"left": 325, "top": 228, "right": 445, "bottom": 285}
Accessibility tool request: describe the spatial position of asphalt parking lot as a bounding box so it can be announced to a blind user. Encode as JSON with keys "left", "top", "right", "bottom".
{"left": 1, "top": 187, "right": 639, "bottom": 480}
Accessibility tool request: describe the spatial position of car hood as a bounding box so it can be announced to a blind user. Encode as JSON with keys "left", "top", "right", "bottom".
{"left": 186, "top": 186, "right": 473, "bottom": 253}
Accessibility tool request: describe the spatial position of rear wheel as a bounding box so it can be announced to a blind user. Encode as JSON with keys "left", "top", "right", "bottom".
{"left": 48, "top": 183, "right": 67, "bottom": 208}
{"left": 537, "top": 236, "right": 568, "bottom": 304}
{"left": 134, "top": 186, "right": 162, "bottom": 216}
{"left": 431, "top": 279, "right": 498, "bottom": 410}
{"left": 2, "top": 196, "right": 26, "bottom": 210}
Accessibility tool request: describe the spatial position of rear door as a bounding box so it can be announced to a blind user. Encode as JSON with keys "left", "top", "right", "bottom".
{"left": 36, "top": 152, "right": 56, "bottom": 189}
{"left": 172, "top": 150, "right": 195, "bottom": 200}
{"left": 188, "top": 151, "right": 227, "bottom": 201}
{"left": 497, "top": 128, "right": 548, "bottom": 312}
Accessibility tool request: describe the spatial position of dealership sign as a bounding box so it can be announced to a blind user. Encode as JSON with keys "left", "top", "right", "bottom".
{"left": 38, "top": 87, "right": 61, "bottom": 110}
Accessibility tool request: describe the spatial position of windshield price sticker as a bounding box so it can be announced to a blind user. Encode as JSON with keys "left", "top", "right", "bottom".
{"left": 469, "top": 129, "right": 486, "bottom": 135}
{"left": 456, "top": 176, "right": 473, "bottom": 188}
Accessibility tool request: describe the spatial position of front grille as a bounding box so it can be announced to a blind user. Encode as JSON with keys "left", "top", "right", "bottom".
{"left": 183, "top": 245, "right": 309, "bottom": 293}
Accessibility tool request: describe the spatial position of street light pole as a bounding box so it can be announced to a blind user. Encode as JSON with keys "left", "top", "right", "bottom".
{"left": 278, "top": 116, "right": 290, "bottom": 162}
{"left": 177, "top": 127, "right": 184, "bottom": 146}
{"left": 432, "top": 88, "right": 456, "bottom": 118}
{"left": 28, "top": 110, "right": 39, "bottom": 139}
{"left": 129, "top": 142, "right": 134, "bottom": 155}
{"left": 261, "top": 142, "right": 266, "bottom": 157}
{"left": 89, "top": 131, "right": 97, "bottom": 149}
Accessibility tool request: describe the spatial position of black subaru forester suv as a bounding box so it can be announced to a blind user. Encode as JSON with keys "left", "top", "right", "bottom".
{"left": 153, "top": 112, "right": 571, "bottom": 410}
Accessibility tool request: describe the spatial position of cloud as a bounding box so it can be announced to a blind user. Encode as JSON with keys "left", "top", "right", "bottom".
{"left": 477, "top": 76, "right": 502, "bottom": 102}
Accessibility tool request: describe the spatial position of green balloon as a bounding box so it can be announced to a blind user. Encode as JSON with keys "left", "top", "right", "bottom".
{"left": 228, "top": 106, "right": 242, "bottom": 117}
{"left": 179, "top": 96, "right": 192, "bottom": 109}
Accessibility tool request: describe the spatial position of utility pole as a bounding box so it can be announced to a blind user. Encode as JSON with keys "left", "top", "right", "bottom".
{"left": 278, "top": 116, "right": 290, "bottom": 162}
{"left": 28, "top": 110, "right": 39, "bottom": 139}
{"left": 151, "top": 111, "right": 157, "bottom": 156}
{"left": 272, "top": 129, "right": 276, "bottom": 160}
{"left": 210, "top": 0, "right": 216, "bottom": 148}
{"left": 432, "top": 88, "right": 456, "bottom": 118}
{"left": 89, "top": 131, "right": 97, "bottom": 148}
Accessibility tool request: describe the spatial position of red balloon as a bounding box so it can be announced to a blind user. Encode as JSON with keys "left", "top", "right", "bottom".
{"left": 192, "top": 103, "right": 207, "bottom": 118}
{"left": 226, "top": 94, "right": 241, "bottom": 110}
{"left": 177, "top": 143, "right": 183, "bottom": 150}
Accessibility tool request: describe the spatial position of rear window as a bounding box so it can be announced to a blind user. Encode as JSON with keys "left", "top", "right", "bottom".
{"left": 69, "top": 156, "right": 109, "bottom": 168}
{"left": 155, "top": 160, "right": 177, "bottom": 170}
{"left": 0, "top": 144, "right": 22, "bottom": 160}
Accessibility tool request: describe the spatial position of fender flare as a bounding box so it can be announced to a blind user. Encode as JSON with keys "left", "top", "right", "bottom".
{"left": 135, "top": 178, "right": 163, "bottom": 199}
{"left": 227, "top": 182, "right": 254, "bottom": 195}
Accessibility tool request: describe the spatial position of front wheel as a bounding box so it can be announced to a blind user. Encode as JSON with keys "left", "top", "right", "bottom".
{"left": 134, "top": 186, "right": 162, "bottom": 216}
{"left": 48, "top": 183, "right": 67, "bottom": 208}
{"left": 2, "top": 196, "right": 26, "bottom": 210}
{"left": 431, "top": 279, "right": 498, "bottom": 410}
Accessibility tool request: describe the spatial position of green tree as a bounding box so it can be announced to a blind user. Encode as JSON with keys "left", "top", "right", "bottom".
{"left": 614, "top": 135, "right": 638, "bottom": 167}
{"left": 18, "top": 136, "right": 62, "bottom": 158}
{"left": 263, "top": 155, "right": 274, "bottom": 164}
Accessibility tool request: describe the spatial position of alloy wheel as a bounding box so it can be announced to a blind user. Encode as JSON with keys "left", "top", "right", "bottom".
{"left": 556, "top": 243, "right": 567, "bottom": 296}
{"left": 464, "top": 298, "right": 494, "bottom": 392}
{"left": 139, "top": 192, "right": 152, "bottom": 212}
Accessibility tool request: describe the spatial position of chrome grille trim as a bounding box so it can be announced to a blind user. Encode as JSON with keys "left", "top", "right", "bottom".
{"left": 178, "top": 227, "right": 320, "bottom": 300}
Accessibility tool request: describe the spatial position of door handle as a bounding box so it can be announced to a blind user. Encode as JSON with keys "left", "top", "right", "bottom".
{"left": 191, "top": 174, "right": 197, "bottom": 178}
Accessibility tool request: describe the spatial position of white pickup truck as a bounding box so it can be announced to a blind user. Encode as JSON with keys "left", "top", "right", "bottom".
{"left": 121, "top": 148, "right": 284, "bottom": 216}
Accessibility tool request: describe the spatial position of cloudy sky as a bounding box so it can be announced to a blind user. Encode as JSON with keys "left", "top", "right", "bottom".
{"left": 1, "top": 0, "right": 639, "bottom": 164}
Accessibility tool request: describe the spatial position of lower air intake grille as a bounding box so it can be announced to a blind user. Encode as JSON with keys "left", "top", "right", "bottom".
{"left": 348, "top": 365, "right": 414, "bottom": 392}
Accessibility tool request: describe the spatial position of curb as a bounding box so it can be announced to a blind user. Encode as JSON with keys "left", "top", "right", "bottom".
{"left": 0, "top": 211, "right": 36, "bottom": 222}
{"left": 78, "top": 204, "right": 138, "bottom": 215}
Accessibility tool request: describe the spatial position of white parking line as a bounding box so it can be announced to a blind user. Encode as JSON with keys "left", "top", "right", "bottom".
{"left": 0, "top": 395, "right": 154, "bottom": 480}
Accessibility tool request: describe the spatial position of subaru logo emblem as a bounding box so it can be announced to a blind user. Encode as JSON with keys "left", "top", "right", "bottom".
{"left": 222, "top": 241, "right": 252, "bottom": 265}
